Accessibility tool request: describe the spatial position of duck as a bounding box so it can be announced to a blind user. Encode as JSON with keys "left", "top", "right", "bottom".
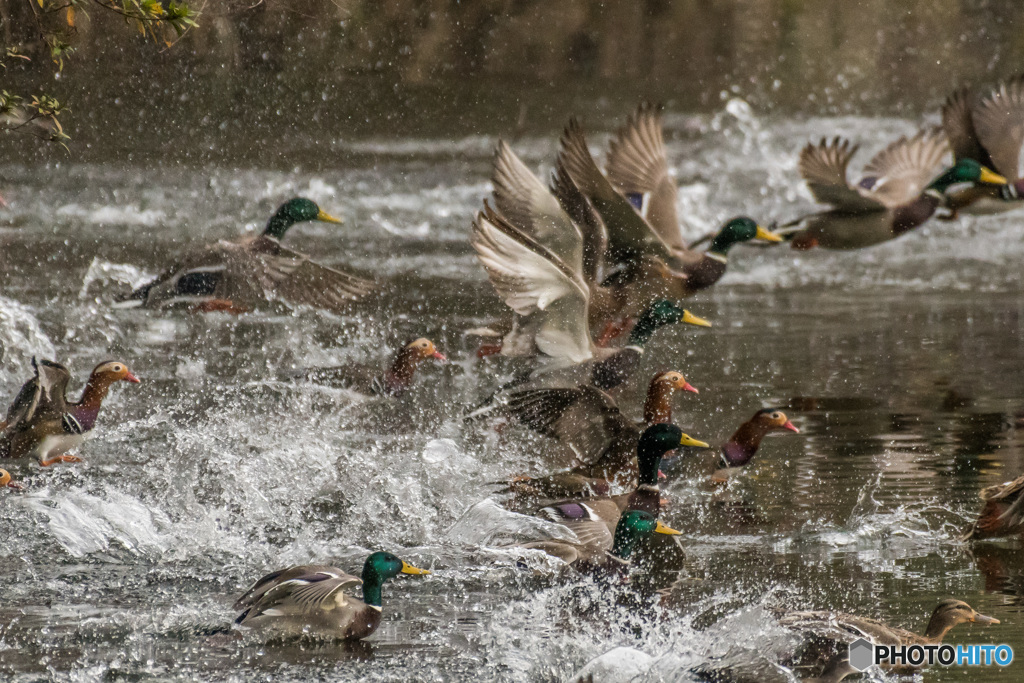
{"left": 0, "top": 358, "right": 140, "bottom": 466}
{"left": 776, "top": 128, "right": 1007, "bottom": 249}
{"left": 496, "top": 371, "right": 704, "bottom": 498}
{"left": 558, "top": 104, "right": 780, "bottom": 294}
{"left": 777, "top": 599, "right": 999, "bottom": 681}
{"left": 519, "top": 509, "right": 680, "bottom": 574}
{"left": 711, "top": 409, "right": 799, "bottom": 482}
{"left": 295, "top": 338, "right": 447, "bottom": 397}
{"left": 471, "top": 197, "right": 710, "bottom": 394}
{"left": 962, "top": 473, "right": 1024, "bottom": 540}
{"left": 125, "top": 197, "right": 375, "bottom": 313}
{"left": 234, "top": 551, "right": 430, "bottom": 640}
{"left": 530, "top": 424, "right": 696, "bottom": 551}
{"left": 942, "top": 73, "right": 1024, "bottom": 216}
{"left": 0, "top": 469, "right": 23, "bottom": 490}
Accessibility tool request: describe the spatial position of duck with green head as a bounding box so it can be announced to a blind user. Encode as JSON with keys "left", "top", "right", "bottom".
{"left": 125, "top": 197, "right": 375, "bottom": 313}
{"left": 776, "top": 129, "right": 1007, "bottom": 250}
{"left": 234, "top": 551, "right": 430, "bottom": 640}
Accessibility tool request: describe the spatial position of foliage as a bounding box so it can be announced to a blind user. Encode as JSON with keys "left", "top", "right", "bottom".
{"left": 2, "top": 0, "right": 201, "bottom": 146}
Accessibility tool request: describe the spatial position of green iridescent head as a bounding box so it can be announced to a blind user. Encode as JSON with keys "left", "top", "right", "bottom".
{"left": 928, "top": 159, "right": 1007, "bottom": 192}
{"left": 627, "top": 300, "right": 712, "bottom": 346}
{"left": 709, "top": 217, "right": 781, "bottom": 254}
{"left": 637, "top": 423, "right": 709, "bottom": 485}
{"left": 611, "top": 510, "right": 681, "bottom": 560}
{"left": 262, "top": 197, "right": 343, "bottom": 239}
{"left": 360, "top": 551, "right": 429, "bottom": 607}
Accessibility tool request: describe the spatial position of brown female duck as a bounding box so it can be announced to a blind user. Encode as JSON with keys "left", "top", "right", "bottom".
{"left": 0, "top": 358, "right": 140, "bottom": 466}
{"left": 963, "top": 473, "right": 1024, "bottom": 540}
{"left": 712, "top": 409, "right": 800, "bottom": 482}
{"left": 298, "top": 338, "right": 447, "bottom": 397}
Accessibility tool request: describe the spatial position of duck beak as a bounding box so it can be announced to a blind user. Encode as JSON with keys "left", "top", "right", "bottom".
{"left": 679, "top": 434, "right": 710, "bottom": 448}
{"left": 654, "top": 521, "right": 682, "bottom": 536}
{"left": 782, "top": 420, "right": 800, "bottom": 433}
{"left": 317, "top": 209, "right": 344, "bottom": 224}
{"left": 401, "top": 561, "right": 430, "bottom": 575}
{"left": 972, "top": 613, "right": 1000, "bottom": 624}
{"left": 978, "top": 167, "right": 1008, "bottom": 186}
{"left": 680, "top": 380, "right": 699, "bottom": 394}
{"left": 755, "top": 225, "right": 784, "bottom": 242}
{"left": 431, "top": 351, "right": 448, "bottom": 363}
{"left": 682, "top": 310, "right": 712, "bottom": 328}
{"left": 658, "top": 469, "right": 667, "bottom": 480}
{"left": 124, "top": 372, "right": 141, "bottom": 383}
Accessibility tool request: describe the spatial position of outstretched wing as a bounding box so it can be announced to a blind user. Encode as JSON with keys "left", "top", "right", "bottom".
{"left": 491, "top": 140, "right": 585, "bottom": 272}
{"left": 605, "top": 102, "right": 686, "bottom": 252}
{"left": 858, "top": 127, "right": 950, "bottom": 208}
{"left": 798, "top": 137, "right": 883, "bottom": 211}
{"left": 972, "top": 74, "right": 1024, "bottom": 181}
{"left": 551, "top": 159, "right": 608, "bottom": 288}
{"left": 471, "top": 205, "right": 593, "bottom": 363}
{"left": 942, "top": 86, "right": 993, "bottom": 167}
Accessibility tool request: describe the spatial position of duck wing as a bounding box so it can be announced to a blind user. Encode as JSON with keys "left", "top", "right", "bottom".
{"left": 559, "top": 117, "right": 679, "bottom": 266}
{"left": 471, "top": 204, "right": 594, "bottom": 363}
{"left": 234, "top": 565, "right": 362, "bottom": 621}
{"left": 605, "top": 102, "right": 687, "bottom": 254}
{"left": 5, "top": 358, "right": 72, "bottom": 427}
{"left": 535, "top": 498, "right": 620, "bottom": 549}
{"left": 551, "top": 157, "right": 608, "bottom": 288}
{"left": 971, "top": 74, "right": 1024, "bottom": 181}
{"left": 798, "top": 137, "right": 884, "bottom": 211}
{"left": 858, "top": 127, "right": 950, "bottom": 208}
{"left": 126, "top": 240, "right": 240, "bottom": 306}
{"left": 942, "top": 87, "right": 993, "bottom": 167}
{"left": 779, "top": 611, "right": 914, "bottom": 646}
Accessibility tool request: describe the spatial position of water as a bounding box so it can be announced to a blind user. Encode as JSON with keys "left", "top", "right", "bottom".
{"left": 2, "top": 103, "right": 1024, "bottom": 681}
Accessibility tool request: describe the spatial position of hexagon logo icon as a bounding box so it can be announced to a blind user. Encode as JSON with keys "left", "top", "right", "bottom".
{"left": 848, "top": 638, "right": 874, "bottom": 671}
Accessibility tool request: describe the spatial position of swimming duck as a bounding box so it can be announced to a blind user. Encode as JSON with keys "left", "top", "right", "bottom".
{"left": 0, "top": 469, "right": 23, "bottom": 490}
{"left": 942, "top": 74, "right": 1024, "bottom": 216}
{"left": 778, "top": 599, "right": 999, "bottom": 681}
{"left": 559, "top": 104, "right": 779, "bottom": 289}
{"left": 712, "top": 409, "right": 799, "bottom": 482}
{"left": 0, "top": 358, "right": 140, "bottom": 466}
{"left": 498, "top": 371, "right": 704, "bottom": 498}
{"left": 234, "top": 551, "right": 430, "bottom": 640}
{"left": 519, "top": 509, "right": 680, "bottom": 574}
{"left": 297, "top": 338, "right": 447, "bottom": 397}
{"left": 530, "top": 424, "right": 695, "bottom": 550}
{"left": 963, "top": 473, "right": 1024, "bottom": 540}
{"left": 125, "top": 198, "right": 374, "bottom": 313}
{"left": 776, "top": 129, "right": 1006, "bottom": 249}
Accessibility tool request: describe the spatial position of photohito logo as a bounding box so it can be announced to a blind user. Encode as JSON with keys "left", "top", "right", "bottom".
{"left": 848, "top": 638, "right": 1014, "bottom": 671}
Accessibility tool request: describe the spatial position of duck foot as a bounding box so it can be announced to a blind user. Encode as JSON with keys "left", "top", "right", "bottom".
{"left": 192, "top": 299, "right": 248, "bottom": 314}
{"left": 595, "top": 318, "right": 634, "bottom": 347}
{"left": 476, "top": 343, "right": 503, "bottom": 359}
{"left": 39, "top": 454, "right": 83, "bottom": 467}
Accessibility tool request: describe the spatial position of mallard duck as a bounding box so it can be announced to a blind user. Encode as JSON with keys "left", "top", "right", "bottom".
{"left": 777, "top": 129, "right": 1006, "bottom": 249}
{"left": 234, "top": 551, "right": 430, "bottom": 640}
{"left": 531, "top": 424, "right": 696, "bottom": 550}
{"left": 519, "top": 509, "right": 680, "bottom": 573}
{"left": 942, "top": 74, "right": 1024, "bottom": 216}
{"left": 559, "top": 104, "right": 780, "bottom": 292}
{"left": 778, "top": 599, "right": 999, "bottom": 681}
{"left": 296, "top": 338, "right": 447, "bottom": 397}
{"left": 125, "top": 197, "right": 374, "bottom": 313}
{"left": 497, "top": 371, "right": 704, "bottom": 497}
{"left": 963, "top": 473, "right": 1024, "bottom": 540}
{"left": 712, "top": 409, "right": 799, "bottom": 481}
{"left": 0, "top": 358, "right": 140, "bottom": 466}
{"left": 0, "top": 469, "right": 23, "bottom": 490}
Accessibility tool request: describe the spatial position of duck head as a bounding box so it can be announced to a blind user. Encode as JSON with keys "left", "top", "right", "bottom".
{"left": 709, "top": 217, "right": 781, "bottom": 255}
{"left": 928, "top": 159, "right": 1007, "bottom": 193}
{"left": 0, "top": 469, "right": 24, "bottom": 490}
{"left": 360, "top": 551, "right": 430, "bottom": 607}
{"left": 263, "top": 197, "right": 343, "bottom": 239}
{"left": 91, "top": 361, "right": 140, "bottom": 385}
{"left": 611, "top": 510, "right": 681, "bottom": 561}
{"left": 644, "top": 371, "right": 698, "bottom": 424}
{"left": 628, "top": 300, "right": 712, "bottom": 346}
{"left": 923, "top": 599, "right": 999, "bottom": 641}
{"left": 721, "top": 409, "right": 799, "bottom": 468}
{"left": 384, "top": 338, "right": 447, "bottom": 395}
{"left": 637, "top": 423, "right": 709, "bottom": 486}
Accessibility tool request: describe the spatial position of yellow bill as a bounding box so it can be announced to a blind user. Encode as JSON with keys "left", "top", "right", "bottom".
{"left": 401, "top": 561, "right": 430, "bottom": 575}
{"left": 682, "top": 310, "right": 712, "bottom": 328}
{"left": 317, "top": 209, "right": 344, "bottom": 224}
{"left": 679, "top": 434, "right": 710, "bottom": 448}
{"left": 979, "top": 166, "right": 1008, "bottom": 185}
{"left": 654, "top": 521, "right": 682, "bottom": 536}
{"left": 755, "top": 225, "right": 783, "bottom": 242}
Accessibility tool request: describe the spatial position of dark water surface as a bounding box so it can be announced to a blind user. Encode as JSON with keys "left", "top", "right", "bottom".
{"left": 2, "top": 106, "right": 1024, "bottom": 681}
